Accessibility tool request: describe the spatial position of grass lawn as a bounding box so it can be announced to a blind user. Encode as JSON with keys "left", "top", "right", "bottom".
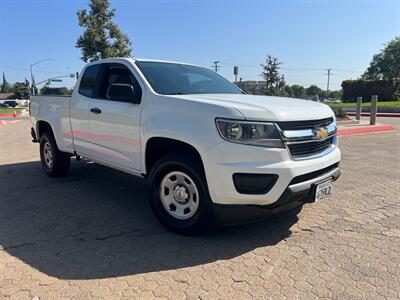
{"left": 0, "top": 108, "right": 25, "bottom": 114}
{"left": 328, "top": 101, "right": 400, "bottom": 107}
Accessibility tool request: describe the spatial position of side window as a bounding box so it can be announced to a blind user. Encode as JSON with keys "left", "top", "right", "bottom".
{"left": 98, "top": 63, "right": 142, "bottom": 103}
{"left": 79, "top": 64, "right": 101, "bottom": 98}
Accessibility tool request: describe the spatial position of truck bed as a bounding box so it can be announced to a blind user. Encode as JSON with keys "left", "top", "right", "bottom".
{"left": 30, "top": 95, "right": 74, "bottom": 154}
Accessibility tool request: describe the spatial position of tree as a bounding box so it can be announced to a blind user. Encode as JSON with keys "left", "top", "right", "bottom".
{"left": 290, "top": 84, "right": 306, "bottom": 98}
{"left": 40, "top": 86, "right": 73, "bottom": 96}
{"left": 13, "top": 81, "right": 30, "bottom": 99}
{"left": 260, "top": 55, "right": 286, "bottom": 96}
{"left": 76, "top": 0, "right": 132, "bottom": 62}
{"left": 306, "top": 85, "right": 323, "bottom": 97}
{"left": 1, "top": 72, "right": 11, "bottom": 93}
{"left": 362, "top": 36, "right": 400, "bottom": 80}
{"left": 328, "top": 90, "right": 342, "bottom": 99}
{"left": 284, "top": 85, "right": 293, "bottom": 97}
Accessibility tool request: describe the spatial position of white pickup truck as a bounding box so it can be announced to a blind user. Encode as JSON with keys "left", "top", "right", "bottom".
{"left": 30, "top": 58, "right": 340, "bottom": 234}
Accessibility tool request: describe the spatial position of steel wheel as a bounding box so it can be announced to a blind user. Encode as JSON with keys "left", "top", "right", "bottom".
{"left": 159, "top": 171, "right": 200, "bottom": 220}
{"left": 43, "top": 141, "right": 54, "bottom": 169}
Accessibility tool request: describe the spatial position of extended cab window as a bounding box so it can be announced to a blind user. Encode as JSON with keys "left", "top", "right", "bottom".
{"left": 98, "top": 63, "right": 142, "bottom": 103}
{"left": 79, "top": 64, "right": 100, "bottom": 98}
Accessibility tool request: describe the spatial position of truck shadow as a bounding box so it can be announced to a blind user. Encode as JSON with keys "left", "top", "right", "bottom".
{"left": 0, "top": 159, "right": 300, "bottom": 280}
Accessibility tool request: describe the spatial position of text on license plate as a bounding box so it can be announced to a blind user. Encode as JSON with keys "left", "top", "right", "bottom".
{"left": 315, "top": 180, "right": 332, "bottom": 202}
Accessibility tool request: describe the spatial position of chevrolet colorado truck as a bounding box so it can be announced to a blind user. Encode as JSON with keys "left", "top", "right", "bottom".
{"left": 30, "top": 58, "right": 340, "bottom": 234}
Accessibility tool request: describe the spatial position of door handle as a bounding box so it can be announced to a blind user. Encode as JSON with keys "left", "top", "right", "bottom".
{"left": 90, "top": 107, "right": 102, "bottom": 114}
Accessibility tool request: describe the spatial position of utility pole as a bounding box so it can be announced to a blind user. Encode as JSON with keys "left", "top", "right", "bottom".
{"left": 326, "top": 68, "right": 332, "bottom": 93}
{"left": 212, "top": 61, "right": 220, "bottom": 73}
{"left": 29, "top": 58, "right": 53, "bottom": 95}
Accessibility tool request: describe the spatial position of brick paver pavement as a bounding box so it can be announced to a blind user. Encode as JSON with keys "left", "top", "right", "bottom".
{"left": 0, "top": 120, "right": 399, "bottom": 300}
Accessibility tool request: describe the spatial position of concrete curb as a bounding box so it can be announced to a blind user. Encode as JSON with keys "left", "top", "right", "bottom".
{"left": 337, "top": 125, "right": 395, "bottom": 136}
{"left": 347, "top": 112, "right": 400, "bottom": 118}
{"left": 0, "top": 113, "right": 16, "bottom": 118}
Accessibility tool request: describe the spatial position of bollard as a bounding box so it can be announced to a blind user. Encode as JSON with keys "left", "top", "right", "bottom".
{"left": 356, "top": 97, "right": 362, "bottom": 121}
{"left": 370, "top": 95, "right": 378, "bottom": 125}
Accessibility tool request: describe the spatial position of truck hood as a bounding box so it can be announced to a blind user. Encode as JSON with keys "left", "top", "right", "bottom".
{"left": 171, "top": 94, "right": 334, "bottom": 122}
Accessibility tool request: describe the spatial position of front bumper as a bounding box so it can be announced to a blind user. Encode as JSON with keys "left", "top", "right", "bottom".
{"left": 203, "top": 140, "right": 341, "bottom": 206}
{"left": 213, "top": 165, "right": 340, "bottom": 225}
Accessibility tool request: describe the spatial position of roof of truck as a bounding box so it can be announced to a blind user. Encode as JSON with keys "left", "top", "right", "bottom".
{"left": 86, "top": 57, "right": 198, "bottom": 67}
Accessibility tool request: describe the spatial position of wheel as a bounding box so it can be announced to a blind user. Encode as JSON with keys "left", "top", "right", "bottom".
{"left": 148, "top": 154, "right": 214, "bottom": 235}
{"left": 39, "top": 132, "right": 71, "bottom": 177}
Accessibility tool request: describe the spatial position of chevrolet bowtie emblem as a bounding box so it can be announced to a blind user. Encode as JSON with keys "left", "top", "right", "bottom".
{"left": 314, "top": 127, "right": 328, "bottom": 140}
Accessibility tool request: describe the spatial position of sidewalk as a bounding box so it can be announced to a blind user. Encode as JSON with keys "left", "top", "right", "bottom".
{"left": 337, "top": 118, "right": 395, "bottom": 136}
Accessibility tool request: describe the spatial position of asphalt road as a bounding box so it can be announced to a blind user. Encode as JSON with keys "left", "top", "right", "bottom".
{"left": 0, "top": 119, "right": 399, "bottom": 300}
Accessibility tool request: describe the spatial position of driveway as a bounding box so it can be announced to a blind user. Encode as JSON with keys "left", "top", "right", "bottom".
{"left": 0, "top": 120, "right": 399, "bottom": 299}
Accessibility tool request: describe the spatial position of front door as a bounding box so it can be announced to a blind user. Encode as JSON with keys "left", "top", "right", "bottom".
{"left": 70, "top": 63, "right": 101, "bottom": 156}
{"left": 88, "top": 63, "right": 143, "bottom": 171}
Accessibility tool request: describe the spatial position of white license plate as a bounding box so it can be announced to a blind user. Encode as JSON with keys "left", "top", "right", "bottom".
{"left": 315, "top": 180, "right": 332, "bottom": 202}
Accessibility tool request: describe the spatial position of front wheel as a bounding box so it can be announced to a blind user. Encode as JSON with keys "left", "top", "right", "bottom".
{"left": 148, "top": 155, "right": 213, "bottom": 235}
{"left": 39, "top": 133, "right": 71, "bottom": 177}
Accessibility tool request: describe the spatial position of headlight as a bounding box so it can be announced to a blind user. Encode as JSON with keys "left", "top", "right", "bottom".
{"left": 216, "top": 119, "right": 284, "bottom": 148}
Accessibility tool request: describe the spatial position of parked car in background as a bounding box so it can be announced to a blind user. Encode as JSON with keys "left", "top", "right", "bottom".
{"left": 0, "top": 103, "right": 10, "bottom": 108}
{"left": 30, "top": 58, "right": 341, "bottom": 234}
{"left": 3, "top": 100, "right": 18, "bottom": 108}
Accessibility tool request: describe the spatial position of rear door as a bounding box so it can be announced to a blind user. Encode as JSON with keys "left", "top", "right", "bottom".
{"left": 70, "top": 64, "right": 101, "bottom": 156}
{"left": 87, "top": 62, "right": 143, "bottom": 171}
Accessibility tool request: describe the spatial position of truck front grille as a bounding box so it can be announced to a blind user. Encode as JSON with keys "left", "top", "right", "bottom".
{"left": 277, "top": 117, "right": 337, "bottom": 160}
{"left": 287, "top": 137, "right": 334, "bottom": 157}
{"left": 277, "top": 117, "right": 333, "bottom": 131}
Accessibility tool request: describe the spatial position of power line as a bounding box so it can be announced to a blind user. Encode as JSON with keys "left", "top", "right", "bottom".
{"left": 0, "top": 65, "right": 71, "bottom": 75}
{"left": 334, "top": 68, "right": 363, "bottom": 74}
{"left": 216, "top": 61, "right": 363, "bottom": 73}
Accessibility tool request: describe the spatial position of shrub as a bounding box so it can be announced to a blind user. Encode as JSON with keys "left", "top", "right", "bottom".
{"left": 393, "top": 77, "right": 400, "bottom": 101}
{"left": 333, "top": 107, "right": 347, "bottom": 119}
{"left": 40, "top": 86, "right": 73, "bottom": 96}
{"left": 341, "top": 78, "right": 400, "bottom": 102}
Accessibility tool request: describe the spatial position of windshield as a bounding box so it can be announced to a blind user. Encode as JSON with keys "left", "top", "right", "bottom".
{"left": 135, "top": 61, "right": 243, "bottom": 95}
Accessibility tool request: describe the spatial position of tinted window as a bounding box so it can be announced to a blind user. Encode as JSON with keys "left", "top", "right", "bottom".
{"left": 135, "top": 62, "right": 242, "bottom": 95}
{"left": 98, "top": 64, "right": 142, "bottom": 102}
{"left": 79, "top": 64, "right": 101, "bottom": 98}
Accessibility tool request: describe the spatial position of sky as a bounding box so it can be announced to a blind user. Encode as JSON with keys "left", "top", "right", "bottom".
{"left": 0, "top": 0, "right": 399, "bottom": 90}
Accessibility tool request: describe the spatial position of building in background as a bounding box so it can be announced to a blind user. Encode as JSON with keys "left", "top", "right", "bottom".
{"left": 235, "top": 81, "right": 266, "bottom": 95}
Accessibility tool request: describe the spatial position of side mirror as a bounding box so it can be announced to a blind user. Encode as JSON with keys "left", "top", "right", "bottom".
{"left": 106, "top": 83, "right": 137, "bottom": 103}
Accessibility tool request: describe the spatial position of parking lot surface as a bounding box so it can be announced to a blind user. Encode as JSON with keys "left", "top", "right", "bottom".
{"left": 0, "top": 119, "right": 399, "bottom": 300}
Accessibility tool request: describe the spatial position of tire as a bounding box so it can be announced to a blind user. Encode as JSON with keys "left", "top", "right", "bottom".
{"left": 39, "top": 132, "right": 71, "bottom": 177}
{"left": 148, "top": 154, "right": 214, "bottom": 235}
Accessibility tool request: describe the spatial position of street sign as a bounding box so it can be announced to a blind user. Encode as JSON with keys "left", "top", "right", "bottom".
{"left": 51, "top": 79, "right": 62, "bottom": 82}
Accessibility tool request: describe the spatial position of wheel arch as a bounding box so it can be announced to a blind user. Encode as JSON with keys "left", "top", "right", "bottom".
{"left": 36, "top": 120, "right": 55, "bottom": 139}
{"left": 144, "top": 137, "right": 205, "bottom": 176}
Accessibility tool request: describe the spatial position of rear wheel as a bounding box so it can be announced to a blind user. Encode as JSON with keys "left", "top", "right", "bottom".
{"left": 148, "top": 155, "right": 213, "bottom": 235}
{"left": 39, "top": 133, "right": 70, "bottom": 177}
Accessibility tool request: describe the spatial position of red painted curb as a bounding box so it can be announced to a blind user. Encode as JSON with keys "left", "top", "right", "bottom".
{"left": 338, "top": 125, "right": 394, "bottom": 136}
{"left": 347, "top": 112, "right": 400, "bottom": 118}
{"left": 0, "top": 113, "right": 16, "bottom": 117}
